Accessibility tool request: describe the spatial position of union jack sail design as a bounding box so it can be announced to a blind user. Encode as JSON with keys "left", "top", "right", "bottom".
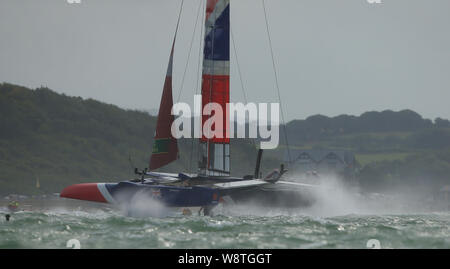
{"left": 199, "top": 0, "right": 230, "bottom": 176}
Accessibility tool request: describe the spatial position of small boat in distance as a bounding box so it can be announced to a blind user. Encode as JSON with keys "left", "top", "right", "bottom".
{"left": 8, "top": 201, "right": 20, "bottom": 213}
{"left": 60, "top": 0, "right": 317, "bottom": 215}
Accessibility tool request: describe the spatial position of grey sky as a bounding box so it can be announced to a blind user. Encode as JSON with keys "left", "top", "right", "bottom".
{"left": 1, "top": 0, "right": 449, "bottom": 122}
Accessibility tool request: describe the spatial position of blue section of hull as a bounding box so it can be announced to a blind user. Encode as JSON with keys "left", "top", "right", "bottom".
{"left": 105, "top": 182, "right": 218, "bottom": 207}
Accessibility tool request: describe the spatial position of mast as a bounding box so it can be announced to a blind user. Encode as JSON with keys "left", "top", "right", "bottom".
{"left": 199, "top": 0, "right": 230, "bottom": 176}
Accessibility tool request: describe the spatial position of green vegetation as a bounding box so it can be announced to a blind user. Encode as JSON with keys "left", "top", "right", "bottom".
{"left": 359, "top": 150, "right": 450, "bottom": 193}
{"left": 355, "top": 152, "right": 411, "bottom": 167}
{"left": 283, "top": 110, "right": 450, "bottom": 192}
{"left": 1, "top": 83, "right": 449, "bottom": 195}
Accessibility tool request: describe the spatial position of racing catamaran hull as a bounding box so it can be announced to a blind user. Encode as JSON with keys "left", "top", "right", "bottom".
{"left": 60, "top": 179, "right": 317, "bottom": 209}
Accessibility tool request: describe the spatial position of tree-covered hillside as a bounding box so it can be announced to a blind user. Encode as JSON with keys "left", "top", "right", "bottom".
{"left": 280, "top": 109, "right": 450, "bottom": 193}
{"left": 0, "top": 83, "right": 154, "bottom": 194}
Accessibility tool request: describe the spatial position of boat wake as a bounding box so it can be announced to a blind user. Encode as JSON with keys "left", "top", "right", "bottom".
{"left": 116, "top": 190, "right": 172, "bottom": 218}
{"left": 213, "top": 173, "right": 437, "bottom": 218}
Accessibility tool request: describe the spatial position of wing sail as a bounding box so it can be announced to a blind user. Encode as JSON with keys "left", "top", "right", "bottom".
{"left": 199, "top": 0, "right": 231, "bottom": 176}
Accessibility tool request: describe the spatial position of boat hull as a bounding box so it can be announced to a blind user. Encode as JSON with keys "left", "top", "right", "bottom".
{"left": 60, "top": 177, "right": 319, "bottom": 210}
{"left": 220, "top": 185, "right": 316, "bottom": 208}
{"left": 60, "top": 181, "right": 220, "bottom": 207}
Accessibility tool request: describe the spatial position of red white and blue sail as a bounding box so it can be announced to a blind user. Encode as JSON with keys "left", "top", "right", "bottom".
{"left": 200, "top": 0, "right": 230, "bottom": 176}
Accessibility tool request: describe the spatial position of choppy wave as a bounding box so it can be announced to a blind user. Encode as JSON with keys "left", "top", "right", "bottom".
{"left": 1, "top": 206, "right": 449, "bottom": 249}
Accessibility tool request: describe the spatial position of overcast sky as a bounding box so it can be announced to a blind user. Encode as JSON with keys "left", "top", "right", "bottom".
{"left": 1, "top": 0, "right": 449, "bottom": 122}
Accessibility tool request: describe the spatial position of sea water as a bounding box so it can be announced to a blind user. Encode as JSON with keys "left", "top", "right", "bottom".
{"left": 1, "top": 199, "right": 449, "bottom": 249}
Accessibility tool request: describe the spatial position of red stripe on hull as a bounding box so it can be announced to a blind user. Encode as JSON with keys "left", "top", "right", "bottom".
{"left": 60, "top": 183, "right": 107, "bottom": 203}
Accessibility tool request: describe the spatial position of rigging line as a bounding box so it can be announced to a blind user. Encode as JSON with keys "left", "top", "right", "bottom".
{"left": 230, "top": 27, "right": 248, "bottom": 104}
{"left": 190, "top": 0, "right": 205, "bottom": 173}
{"left": 231, "top": 26, "right": 257, "bottom": 149}
{"left": 176, "top": 0, "right": 204, "bottom": 103}
{"left": 173, "top": 0, "right": 190, "bottom": 173}
{"left": 173, "top": 0, "right": 185, "bottom": 41}
{"left": 262, "top": 0, "right": 292, "bottom": 164}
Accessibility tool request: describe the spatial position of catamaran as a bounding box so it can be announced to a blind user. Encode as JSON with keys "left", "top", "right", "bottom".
{"left": 60, "top": 0, "right": 317, "bottom": 215}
